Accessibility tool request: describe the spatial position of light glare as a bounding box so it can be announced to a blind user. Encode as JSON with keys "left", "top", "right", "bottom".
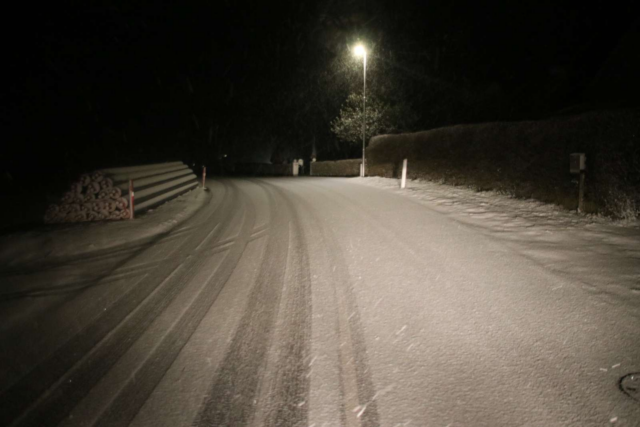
{"left": 353, "top": 44, "right": 366, "bottom": 57}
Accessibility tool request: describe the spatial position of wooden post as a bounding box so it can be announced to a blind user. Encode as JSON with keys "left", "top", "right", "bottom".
{"left": 570, "top": 153, "right": 587, "bottom": 213}
{"left": 578, "top": 171, "right": 585, "bottom": 213}
{"left": 129, "top": 179, "right": 135, "bottom": 220}
{"left": 401, "top": 159, "right": 408, "bottom": 189}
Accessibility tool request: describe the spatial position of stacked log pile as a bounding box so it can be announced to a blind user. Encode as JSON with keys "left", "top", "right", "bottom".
{"left": 44, "top": 162, "right": 198, "bottom": 224}
{"left": 44, "top": 171, "right": 130, "bottom": 223}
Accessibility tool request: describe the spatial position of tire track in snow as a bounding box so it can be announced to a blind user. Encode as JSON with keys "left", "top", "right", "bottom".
{"left": 303, "top": 179, "right": 640, "bottom": 425}
{"left": 0, "top": 181, "right": 238, "bottom": 427}
{"left": 92, "top": 191, "right": 257, "bottom": 427}
{"left": 252, "top": 181, "right": 312, "bottom": 427}
{"left": 280, "top": 181, "right": 380, "bottom": 427}
{"left": 0, "top": 182, "right": 225, "bottom": 354}
{"left": 194, "top": 182, "right": 302, "bottom": 427}
{"left": 0, "top": 232, "right": 194, "bottom": 380}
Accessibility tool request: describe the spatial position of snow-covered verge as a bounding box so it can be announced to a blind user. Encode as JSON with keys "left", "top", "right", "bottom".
{"left": 355, "top": 176, "right": 640, "bottom": 304}
{"left": 0, "top": 187, "right": 208, "bottom": 269}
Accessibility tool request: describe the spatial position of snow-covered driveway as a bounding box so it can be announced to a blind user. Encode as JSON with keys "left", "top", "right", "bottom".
{"left": 0, "top": 177, "right": 639, "bottom": 427}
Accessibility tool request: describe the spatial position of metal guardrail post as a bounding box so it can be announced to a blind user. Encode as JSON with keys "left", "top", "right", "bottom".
{"left": 129, "top": 180, "right": 135, "bottom": 220}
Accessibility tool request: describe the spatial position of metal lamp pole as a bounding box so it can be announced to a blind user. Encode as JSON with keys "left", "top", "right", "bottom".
{"left": 361, "top": 50, "right": 367, "bottom": 177}
{"left": 354, "top": 44, "right": 368, "bottom": 177}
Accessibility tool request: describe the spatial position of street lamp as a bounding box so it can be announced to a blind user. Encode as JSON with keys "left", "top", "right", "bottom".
{"left": 353, "top": 43, "right": 367, "bottom": 177}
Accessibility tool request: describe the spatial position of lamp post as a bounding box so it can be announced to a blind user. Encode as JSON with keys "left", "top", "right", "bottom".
{"left": 354, "top": 44, "right": 367, "bottom": 177}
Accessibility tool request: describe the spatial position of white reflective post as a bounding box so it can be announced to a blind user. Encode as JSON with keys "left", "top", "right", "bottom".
{"left": 401, "top": 159, "right": 408, "bottom": 189}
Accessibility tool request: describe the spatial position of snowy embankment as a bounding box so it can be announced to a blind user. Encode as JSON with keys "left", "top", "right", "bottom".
{"left": 356, "top": 176, "right": 640, "bottom": 306}
{"left": 0, "top": 188, "right": 208, "bottom": 269}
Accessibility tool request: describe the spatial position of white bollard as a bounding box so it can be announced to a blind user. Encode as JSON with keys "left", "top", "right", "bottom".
{"left": 202, "top": 166, "right": 206, "bottom": 188}
{"left": 401, "top": 158, "right": 408, "bottom": 189}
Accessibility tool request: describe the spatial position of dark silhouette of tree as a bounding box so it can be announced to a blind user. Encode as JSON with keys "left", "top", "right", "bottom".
{"left": 331, "top": 93, "right": 417, "bottom": 156}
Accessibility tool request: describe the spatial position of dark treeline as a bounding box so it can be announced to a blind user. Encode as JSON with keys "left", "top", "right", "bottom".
{"left": 2, "top": 1, "right": 638, "bottom": 187}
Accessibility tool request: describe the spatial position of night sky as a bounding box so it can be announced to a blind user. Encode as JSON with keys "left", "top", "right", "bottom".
{"left": 2, "top": 1, "right": 639, "bottom": 185}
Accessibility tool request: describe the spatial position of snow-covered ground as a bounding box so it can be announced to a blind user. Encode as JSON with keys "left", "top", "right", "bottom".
{"left": 1, "top": 177, "right": 638, "bottom": 426}
{"left": 355, "top": 176, "right": 640, "bottom": 310}
{"left": 0, "top": 188, "right": 208, "bottom": 269}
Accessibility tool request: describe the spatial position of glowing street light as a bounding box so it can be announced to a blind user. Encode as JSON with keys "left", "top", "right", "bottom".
{"left": 353, "top": 43, "right": 367, "bottom": 177}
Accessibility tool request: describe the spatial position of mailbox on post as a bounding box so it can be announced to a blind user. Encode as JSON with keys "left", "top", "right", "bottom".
{"left": 570, "top": 153, "right": 586, "bottom": 174}
{"left": 570, "top": 153, "right": 587, "bottom": 213}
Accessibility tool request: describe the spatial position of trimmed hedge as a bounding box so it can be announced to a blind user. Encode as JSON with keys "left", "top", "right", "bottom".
{"left": 367, "top": 108, "right": 640, "bottom": 218}
{"left": 367, "top": 163, "right": 395, "bottom": 178}
{"left": 311, "top": 159, "right": 361, "bottom": 177}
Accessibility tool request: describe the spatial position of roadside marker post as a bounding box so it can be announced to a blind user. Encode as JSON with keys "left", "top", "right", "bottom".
{"left": 401, "top": 158, "right": 408, "bottom": 189}
{"left": 129, "top": 179, "right": 135, "bottom": 220}
{"left": 202, "top": 166, "right": 207, "bottom": 188}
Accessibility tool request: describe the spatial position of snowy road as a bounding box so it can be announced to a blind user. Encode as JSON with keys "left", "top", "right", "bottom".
{"left": 1, "top": 177, "right": 639, "bottom": 427}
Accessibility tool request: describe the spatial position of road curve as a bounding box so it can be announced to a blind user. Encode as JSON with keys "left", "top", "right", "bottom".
{"left": 0, "top": 177, "right": 638, "bottom": 427}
